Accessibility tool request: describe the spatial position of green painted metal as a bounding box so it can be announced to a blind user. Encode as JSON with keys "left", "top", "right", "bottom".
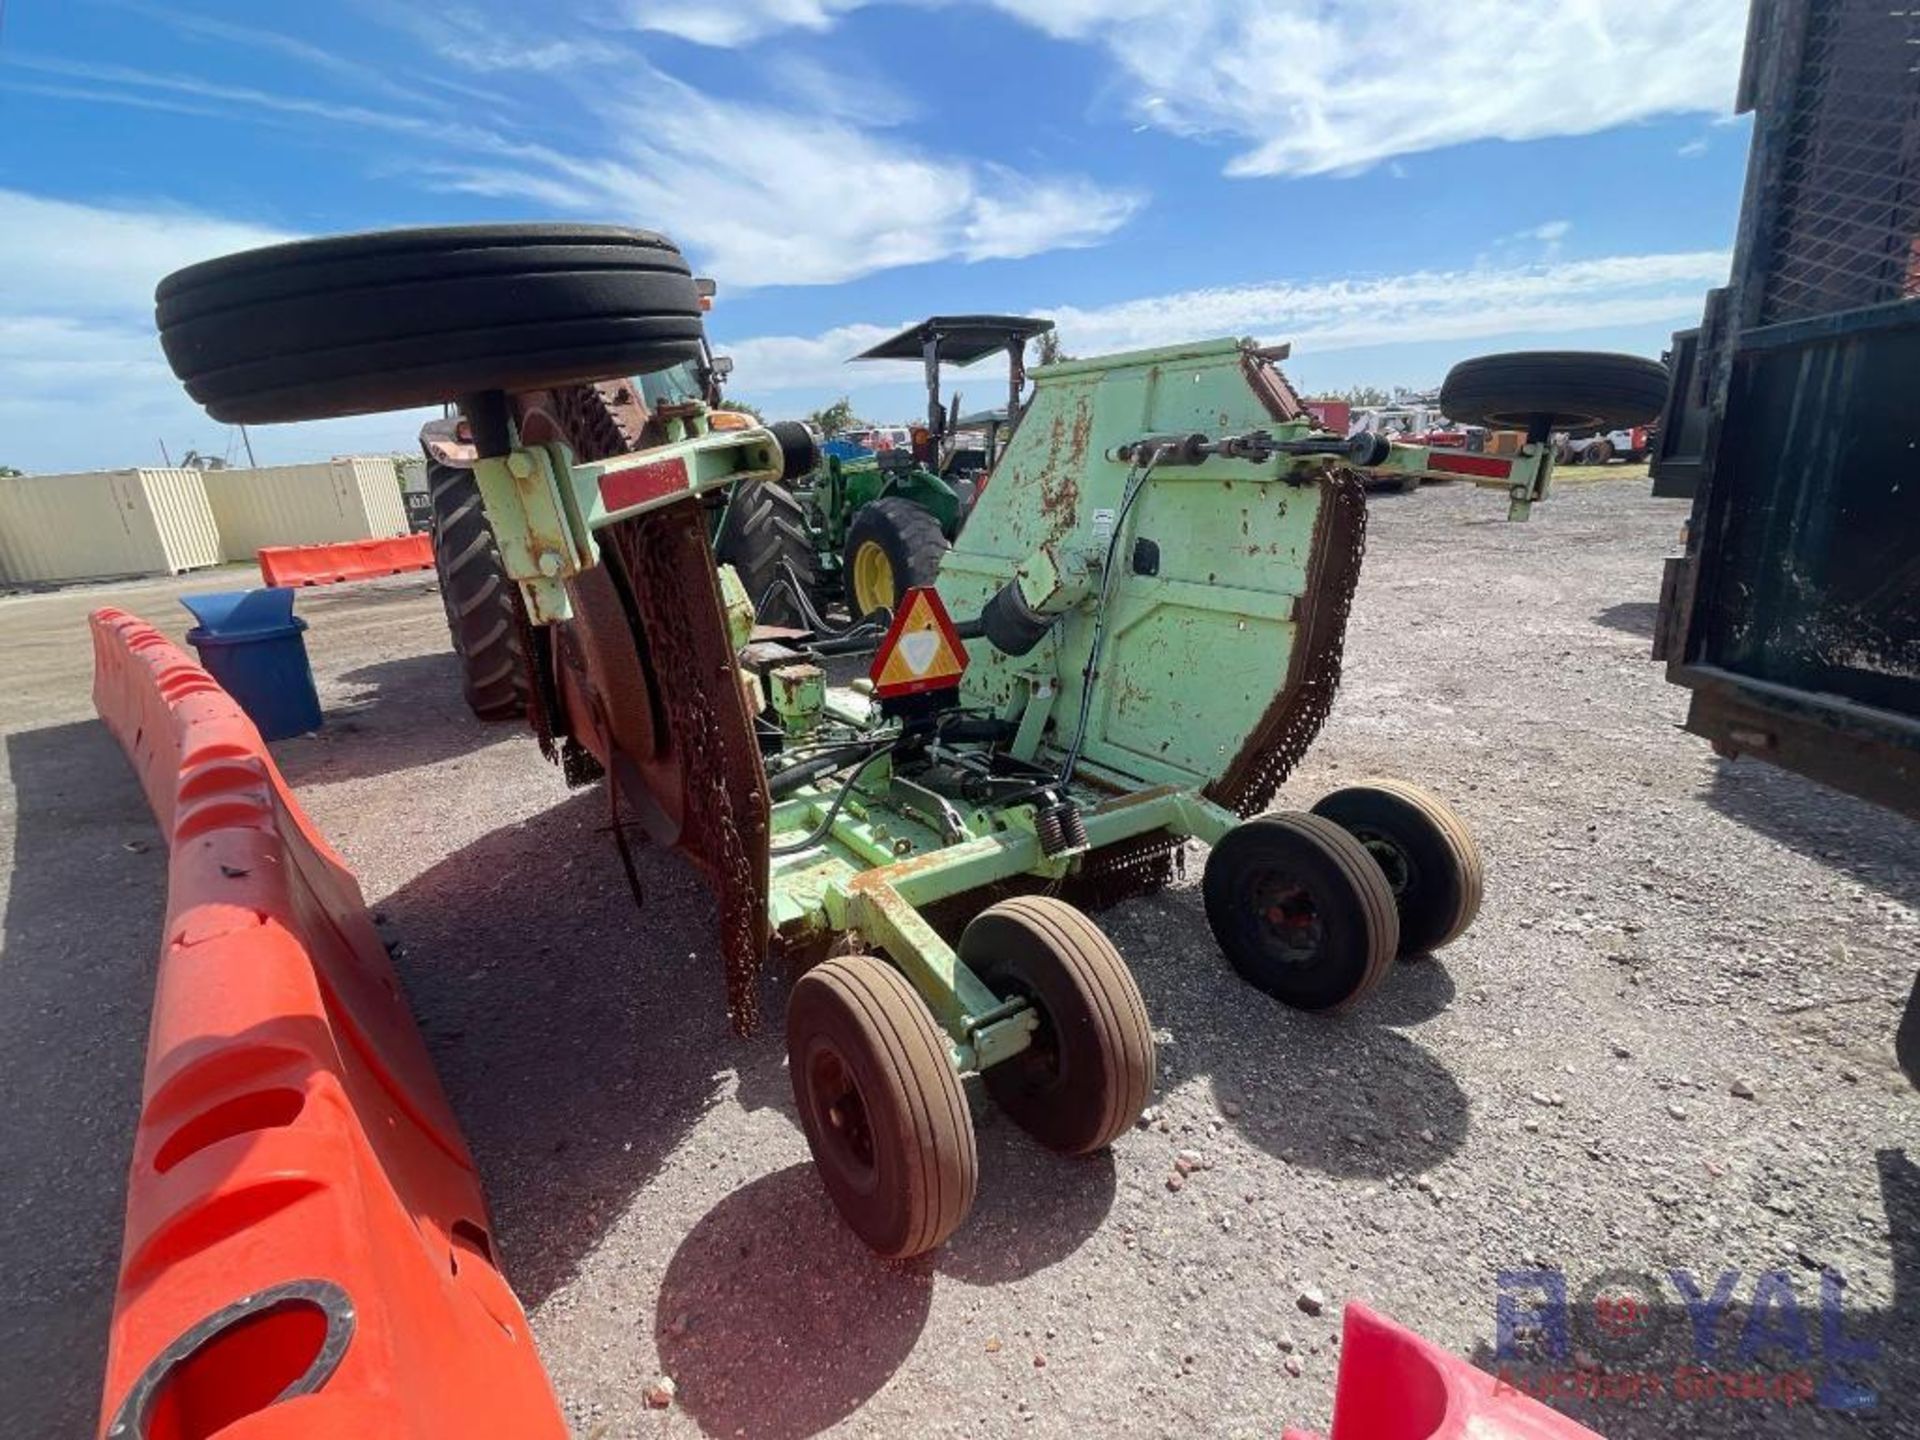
{"left": 469, "top": 338, "right": 1385, "bottom": 1088}
{"left": 938, "top": 339, "right": 1331, "bottom": 795}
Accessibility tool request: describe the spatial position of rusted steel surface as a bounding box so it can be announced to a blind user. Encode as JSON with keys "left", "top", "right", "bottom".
{"left": 604, "top": 501, "right": 771, "bottom": 1032}
{"left": 1205, "top": 465, "right": 1368, "bottom": 815}
{"left": 515, "top": 380, "right": 650, "bottom": 461}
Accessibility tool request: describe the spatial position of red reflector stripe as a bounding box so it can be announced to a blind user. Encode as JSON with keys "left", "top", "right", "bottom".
{"left": 1427, "top": 452, "right": 1512, "bottom": 479}
{"left": 599, "top": 456, "right": 690, "bottom": 511}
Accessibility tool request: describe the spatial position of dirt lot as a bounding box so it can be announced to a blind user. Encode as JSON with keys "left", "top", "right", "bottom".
{"left": 3, "top": 476, "right": 1915, "bottom": 1439}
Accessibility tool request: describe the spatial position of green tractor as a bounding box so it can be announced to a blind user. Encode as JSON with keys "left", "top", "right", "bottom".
{"left": 804, "top": 315, "right": 1055, "bottom": 620}
{"left": 156, "top": 223, "right": 1660, "bottom": 1258}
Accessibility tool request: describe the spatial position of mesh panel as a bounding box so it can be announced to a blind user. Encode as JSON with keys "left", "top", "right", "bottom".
{"left": 1756, "top": 3, "right": 1920, "bottom": 325}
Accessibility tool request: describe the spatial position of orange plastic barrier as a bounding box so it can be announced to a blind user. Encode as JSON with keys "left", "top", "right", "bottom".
{"left": 1283, "top": 1303, "right": 1604, "bottom": 1440}
{"left": 257, "top": 532, "right": 433, "bottom": 587}
{"left": 89, "top": 608, "right": 565, "bottom": 1440}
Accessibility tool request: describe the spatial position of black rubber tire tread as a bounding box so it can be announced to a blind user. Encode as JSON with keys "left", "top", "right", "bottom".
{"left": 1202, "top": 812, "right": 1398, "bottom": 1013}
{"left": 842, "top": 496, "right": 950, "bottom": 620}
{"left": 156, "top": 224, "right": 704, "bottom": 424}
{"left": 1311, "top": 779, "right": 1485, "bottom": 956}
{"left": 960, "top": 896, "right": 1155, "bottom": 1155}
{"left": 769, "top": 420, "right": 820, "bottom": 482}
{"left": 786, "top": 954, "right": 978, "bottom": 1258}
{"left": 427, "top": 462, "right": 527, "bottom": 722}
{"left": 1439, "top": 351, "right": 1670, "bottom": 432}
{"left": 715, "top": 479, "right": 819, "bottom": 627}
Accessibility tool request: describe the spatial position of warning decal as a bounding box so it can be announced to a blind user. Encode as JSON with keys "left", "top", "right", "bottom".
{"left": 869, "top": 586, "right": 970, "bottom": 698}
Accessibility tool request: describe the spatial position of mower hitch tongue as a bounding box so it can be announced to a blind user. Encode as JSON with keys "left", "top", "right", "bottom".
{"left": 157, "top": 222, "right": 1589, "bottom": 1260}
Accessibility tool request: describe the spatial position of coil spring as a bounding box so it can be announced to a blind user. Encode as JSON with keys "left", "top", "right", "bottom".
{"left": 1036, "top": 800, "right": 1089, "bottom": 857}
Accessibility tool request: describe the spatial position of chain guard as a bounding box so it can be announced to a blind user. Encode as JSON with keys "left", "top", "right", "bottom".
{"left": 602, "top": 502, "right": 772, "bottom": 1034}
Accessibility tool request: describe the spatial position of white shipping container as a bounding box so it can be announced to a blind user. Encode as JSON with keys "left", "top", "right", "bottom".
{"left": 201, "top": 457, "right": 410, "bottom": 561}
{"left": 0, "top": 468, "right": 223, "bottom": 584}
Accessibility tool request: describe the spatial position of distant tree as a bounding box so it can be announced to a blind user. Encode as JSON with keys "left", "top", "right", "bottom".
{"left": 1031, "top": 331, "right": 1073, "bottom": 367}
{"left": 808, "top": 397, "right": 866, "bottom": 436}
{"left": 717, "top": 399, "right": 765, "bottom": 423}
{"left": 0, "top": 465, "right": 21, "bottom": 477}
{"left": 1336, "top": 385, "right": 1391, "bottom": 407}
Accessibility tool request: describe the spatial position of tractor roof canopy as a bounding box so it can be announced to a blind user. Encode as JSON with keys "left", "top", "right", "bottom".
{"left": 852, "top": 315, "right": 1054, "bottom": 367}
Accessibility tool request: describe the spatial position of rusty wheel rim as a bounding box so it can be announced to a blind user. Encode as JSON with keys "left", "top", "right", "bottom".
{"left": 806, "top": 1044, "right": 877, "bottom": 1187}
{"left": 1252, "top": 876, "right": 1325, "bottom": 967}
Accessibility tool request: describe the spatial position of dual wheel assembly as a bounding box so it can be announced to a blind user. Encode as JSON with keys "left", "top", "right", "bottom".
{"left": 1204, "top": 779, "right": 1484, "bottom": 1011}
{"left": 787, "top": 896, "right": 1154, "bottom": 1258}
{"left": 785, "top": 780, "right": 1480, "bottom": 1257}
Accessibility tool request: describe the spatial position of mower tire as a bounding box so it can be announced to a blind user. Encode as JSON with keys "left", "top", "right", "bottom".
{"left": 156, "top": 224, "right": 705, "bottom": 424}
{"left": 1439, "top": 351, "right": 1669, "bottom": 433}
{"left": 1203, "top": 812, "right": 1398, "bottom": 1012}
{"left": 962, "top": 896, "right": 1156, "bottom": 1155}
{"left": 788, "top": 954, "right": 978, "bottom": 1258}
{"left": 1311, "top": 779, "right": 1484, "bottom": 957}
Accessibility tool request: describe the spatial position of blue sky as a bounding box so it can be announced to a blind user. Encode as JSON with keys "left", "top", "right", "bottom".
{"left": 0, "top": 0, "right": 1750, "bottom": 472}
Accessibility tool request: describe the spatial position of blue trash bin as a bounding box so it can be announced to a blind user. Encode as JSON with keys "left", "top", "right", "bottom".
{"left": 181, "top": 587, "right": 324, "bottom": 740}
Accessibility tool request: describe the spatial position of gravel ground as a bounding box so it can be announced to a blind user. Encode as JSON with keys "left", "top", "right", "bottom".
{"left": 2, "top": 475, "right": 1915, "bottom": 1439}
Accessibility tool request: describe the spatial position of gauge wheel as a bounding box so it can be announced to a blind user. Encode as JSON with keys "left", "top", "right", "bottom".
{"left": 787, "top": 954, "right": 977, "bottom": 1258}
{"left": 960, "top": 896, "right": 1155, "bottom": 1154}
{"left": 843, "top": 497, "right": 949, "bottom": 620}
{"left": 1202, "top": 812, "right": 1398, "bottom": 1012}
{"left": 1439, "top": 351, "right": 1670, "bottom": 433}
{"left": 1311, "top": 779, "right": 1485, "bottom": 957}
{"left": 155, "top": 224, "right": 704, "bottom": 424}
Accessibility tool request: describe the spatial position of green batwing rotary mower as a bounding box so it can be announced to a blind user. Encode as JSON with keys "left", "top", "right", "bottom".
{"left": 156, "top": 224, "right": 1663, "bottom": 1257}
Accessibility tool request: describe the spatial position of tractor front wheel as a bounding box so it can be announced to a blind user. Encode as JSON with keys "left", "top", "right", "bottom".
{"left": 961, "top": 896, "right": 1156, "bottom": 1154}
{"left": 787, "top": 954, "right": 977, "bottom": 1258}
{"left": 1203, "top": 813, "right": 1398, "bottom": 1012}
{"left": 427, "top": 462, "right": 527, "bottom": 721}
{"left": 1310, "top": 780, "right": 1484, "bottom": 958}
{"left": 843, "top": 497, "right": 949, "bottom": 620}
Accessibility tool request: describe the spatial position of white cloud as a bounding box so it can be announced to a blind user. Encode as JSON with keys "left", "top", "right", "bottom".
{"left": 1678, "top": 137, "right": 1711, "bottom": 158}
{"left": 623, "top": 0, "right": 872, "bottom": 46}
{"left": 0, "top": 192, "right": 430, "bottom": 473}
{"left": 1528, "top": 220, "right": 1573, "bottom": 243}
{"left": 633, "top": 0, "right": 1744, "bottom": 176}
{"left": 718, "top": 249, "right": 1728, "bottom": 395}
{"left": 30, "top": 33, "right": 1139, "bottom": 292}
{"left": 415, "top": 72, "right": 1143, "bottom": 286}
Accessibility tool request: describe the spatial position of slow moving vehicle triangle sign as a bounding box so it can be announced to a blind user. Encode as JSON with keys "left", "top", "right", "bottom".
{"left": 870, "top": 586, "right": 970, "bottom": 698}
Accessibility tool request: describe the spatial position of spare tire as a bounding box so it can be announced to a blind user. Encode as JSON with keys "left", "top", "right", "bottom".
{"left": 156, "top": 224, "right": 705, "bottom": 424}
{"left": 1439, "top": 351, "right": 1669, "bottom": 432}
{"left": 769, "top": 420, "right": 820, "bottom": 482}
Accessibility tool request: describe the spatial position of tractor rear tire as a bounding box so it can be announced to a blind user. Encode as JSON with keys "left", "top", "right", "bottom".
{"left": 715, "top": 479, "right": 819, "bottom": 627}
{"left": 844, "top": 497, "right": 950, "bottom": 620}
{"left": 1439, "top": 352, "right": 1669, "bottom": 433}
{"left": 155, "top": 224, "right": 705, "bottom": 424}
{"left": 428, "top": 462, "right": 528, "bottom": 722}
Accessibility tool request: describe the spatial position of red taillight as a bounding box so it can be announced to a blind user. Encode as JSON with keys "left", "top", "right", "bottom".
{"left": 1427, "top": 452, "right": 1511, "bottom": 479}
{"left": 599, "top": 455, "right": 690, "bottom": 512}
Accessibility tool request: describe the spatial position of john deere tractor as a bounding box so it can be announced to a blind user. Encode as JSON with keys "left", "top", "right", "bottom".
{"left": 156, "top": 223, "right": 1662, "bottom": 1258}
{"left": 805, "top": 315, "right": 1054, "bottom": 619}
